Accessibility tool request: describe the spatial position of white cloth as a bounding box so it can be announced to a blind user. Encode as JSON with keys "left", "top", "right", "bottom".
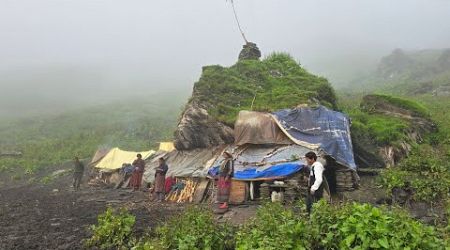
{"left": 310, "top": 161, "right": 324, "bottom": 192}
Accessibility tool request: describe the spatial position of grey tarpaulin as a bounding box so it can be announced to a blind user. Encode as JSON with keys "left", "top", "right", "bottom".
{"left": 212, "top": 144, "right": 318, "bottom": 172}
{"left": 272, "top": 106, "right": 357, "bottom": 170}
{"left": 143, "top": 146, "right": 225, "bottom": 183}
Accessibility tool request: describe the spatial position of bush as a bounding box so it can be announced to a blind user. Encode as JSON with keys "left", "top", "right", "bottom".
{"left": 86, "top": 207, "right": 136, "bottom": 250}
{"left": 235, "top": 202, "right": 309, "bottom": 250}
{"left": 311, "top": 201, "right": 445, "bottom": 249}
{"left": 235, "top": 201, "right": 446, "bottom": 250}
{"left": 156, "top": 206, "right": 235, "bottom": 250}
{"left": 379, "top": 145, "right": 450, "bottom": 201}
{"left": 87, "top": 202, "right": 447, "bottom": 250}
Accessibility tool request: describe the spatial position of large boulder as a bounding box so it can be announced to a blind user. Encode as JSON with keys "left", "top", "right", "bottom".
{"left": 352, "top": 94, "right": 436, "bottom": 167}
{"left": 173, "top": 48, "right": 337, "bottom": 150}
{"left": 174, "top": 102, "right": 234, "bottom": 150}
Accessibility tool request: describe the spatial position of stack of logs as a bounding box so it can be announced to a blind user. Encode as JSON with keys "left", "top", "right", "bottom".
{"left": 285, "top": 172, "right": 309, "bottom": 201}
{"left": 259, "top": 183, "right": 271, "bottom": 200}
{"left": 336, "top": 169, "right": 355, "bottom": 191}
{"left": 284, "top": 179, "right": 301, "bottom": 202}
{"left": 165, "top": 179, "right": 198, "bottom": 203}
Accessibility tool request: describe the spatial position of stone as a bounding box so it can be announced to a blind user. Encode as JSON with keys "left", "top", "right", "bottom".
{"left": 238, "top": 42, "right": 261, "bottom": 61}
{"left": 174, "top": 102, "right": 234, "bottom": 150}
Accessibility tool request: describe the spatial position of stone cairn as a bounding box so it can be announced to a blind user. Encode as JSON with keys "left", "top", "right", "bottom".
{"left": 238, "top": 42, "right": 261, "bottom": 60}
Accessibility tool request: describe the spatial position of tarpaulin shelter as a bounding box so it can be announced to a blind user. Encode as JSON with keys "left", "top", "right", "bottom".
{"left": 143, "top": 146, "right": 225, "bottom": 183}
{"left": 94, "top": 147, "right": 155, "bottom": 170}
{"left": 143, "top": 105, "right": 356, "bottom": 204}
{"left": 208, "top": 144, "right": 319, "bottom": 181}
{"left": 159, "top": 142, "right": 175, "bottom": 152}
{"left": 234, "top": 111, "right": 291, "bottom": 146}
{"left": 207, "top": 105, "right": 356, "bottom": 181}
{"left": 89, "top": 148, "right": 111, "bottom": 166}
{"left": 147, "top": 105, "right": 356, "bottom": 182}
{"left": 272, "top": 106, "right": 356, "bottom": 170}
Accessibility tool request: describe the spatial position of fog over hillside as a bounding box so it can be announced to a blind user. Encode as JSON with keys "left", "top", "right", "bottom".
{"left": 1, "top": 0, "right": 450, "bottom": 117}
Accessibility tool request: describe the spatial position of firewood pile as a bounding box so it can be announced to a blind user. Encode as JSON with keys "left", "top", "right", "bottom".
{"left": 259, "top": 183, "right": 271, "bottom": 200}
{"left": 88, "top": 177, "right": 110, "bottom": 188}
{"left": 336, "top": 169, "right": 356, "bottom": 191}
{"left": 284, "top": 179, "right": 301, "bottom": 202}
{"left": 165, "top": 179, "right": 199, "bottom": 203}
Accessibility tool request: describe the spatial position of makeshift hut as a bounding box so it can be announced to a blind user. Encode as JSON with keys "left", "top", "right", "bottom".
{"left": 89, "top": 148, "right": 111, "bottom": 166}
{"left": 158, "top": 142, "right": 175, "bottom": 152}
{"left": 144, "top": 105, "right": 358, "bottom": 204}
{"left": 90, "top": 147, "right": 155, "bottom": 188}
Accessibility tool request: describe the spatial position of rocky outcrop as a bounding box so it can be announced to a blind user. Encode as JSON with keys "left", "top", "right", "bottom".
{"left": 354, "top": 95, "right": 436, "bottom": 168}
{"left": 174, "top": 102, "right": 234, "bottom": 150}
{"left": 173, "top": 44, "right": 337, "bottom": 150}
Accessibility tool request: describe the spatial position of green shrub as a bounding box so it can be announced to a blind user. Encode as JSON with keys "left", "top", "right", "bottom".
{"left": 236, "top": 202, "right": 309, "bottom": 250}
{"left": 310, "top": 201, "right": 446, "bottom": 249}
{"left": 156, "top": 206, "right": 235, "bottom": 250}
{"left": 379, "top": 145, "right": 450, "bottom": 201}
{"left": 86, "top": 207, "right": 136, "bottom": 250}
{"left": 234, "top": 201, "right": 446, "bottom": 250}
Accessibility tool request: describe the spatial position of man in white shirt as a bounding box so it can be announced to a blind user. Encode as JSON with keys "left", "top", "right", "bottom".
{"left": 305, "top": 151, "right": 325, "bottom": 214}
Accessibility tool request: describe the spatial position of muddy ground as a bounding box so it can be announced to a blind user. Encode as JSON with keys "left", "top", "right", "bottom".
{"left": 0, "top": 182, "right": 179, "bottom": 249}
{"left": 0, "top": 167, "right": 256, "bottom": 250}
{"left": 0, "top": 168, "right": 444, "bottom": 249}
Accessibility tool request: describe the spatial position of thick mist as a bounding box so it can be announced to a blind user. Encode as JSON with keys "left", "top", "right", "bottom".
{"left": 1, "top": 0, "right": 450, "bottom": 117}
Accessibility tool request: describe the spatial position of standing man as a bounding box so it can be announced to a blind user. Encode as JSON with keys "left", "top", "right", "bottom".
{"left": 305, "top": 151, "right": 324, "bottom": 214}
{"left": 73, "top": 156, "right": 84, "bottom": 191}
{"left": 154, "top": 157, "right": 168, "bottom": 202}
{"left": 131, "top": 154, "right": 146, "bottom": 191}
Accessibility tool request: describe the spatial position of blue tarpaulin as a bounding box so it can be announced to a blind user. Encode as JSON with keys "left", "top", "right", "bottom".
{"left": 209, "top": 162, "right": 304, "bottom": 180}
{"left": 272, "top": 106, "right": 357, "bottom": 170}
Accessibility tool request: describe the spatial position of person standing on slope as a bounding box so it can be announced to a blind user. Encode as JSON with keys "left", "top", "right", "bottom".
{"left": 305, "top": 151, "right": 325, "bottom": 214}
{"left": 217, "top": 151, "right": 234, "bottom": 209}
{"left": 131, "top": 154, "right": 146, "bottom": 191}
{"left": 154, "top": 157, "right": 168, "bottom": 202}
{"left": 73, "top": 156, "right": 84, "bottom": 191}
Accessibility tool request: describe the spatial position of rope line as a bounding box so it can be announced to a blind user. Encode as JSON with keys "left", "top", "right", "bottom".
{"left": 230, "top": 0, "right": 248, "bottom": 43}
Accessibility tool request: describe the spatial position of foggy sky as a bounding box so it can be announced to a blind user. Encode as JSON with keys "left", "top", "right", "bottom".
{"left": 1, "top": 0, "right": 450, "bottom": 116}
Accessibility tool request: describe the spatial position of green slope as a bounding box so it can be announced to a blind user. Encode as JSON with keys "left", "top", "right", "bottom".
{"left": 0, "top": 93, "right": 186, "bottom": 175}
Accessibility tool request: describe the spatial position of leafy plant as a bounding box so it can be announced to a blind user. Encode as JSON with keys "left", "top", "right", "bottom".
{"left": 310, "top": 201, "right": 446, "bottom": 249}
{"left": 379, "top": 145, "right": 450, "bottom": 201}
{"left": 236, "top": 202, "right": 309, "bottom": 250}
{"left": 86, "top": 207, "right": 136, "bottom": 250}
{"left": 156, "top": 206, "right": 235, "bottom": 250}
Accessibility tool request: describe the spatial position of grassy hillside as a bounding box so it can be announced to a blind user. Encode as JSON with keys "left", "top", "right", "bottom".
{"left": 335, "top": 46, "right": 450, "bottom": 202}
{"left": 193, "top": 53, "right": 337, "bottom": 125}
{"left": 378, "top": 95, "right": 450, "bottom": 201}
{"left": 341, "top": 48, "right": 450, "bottom": 94}
{"left": 0, "top": 93, "right": 186, "bottom": 175}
